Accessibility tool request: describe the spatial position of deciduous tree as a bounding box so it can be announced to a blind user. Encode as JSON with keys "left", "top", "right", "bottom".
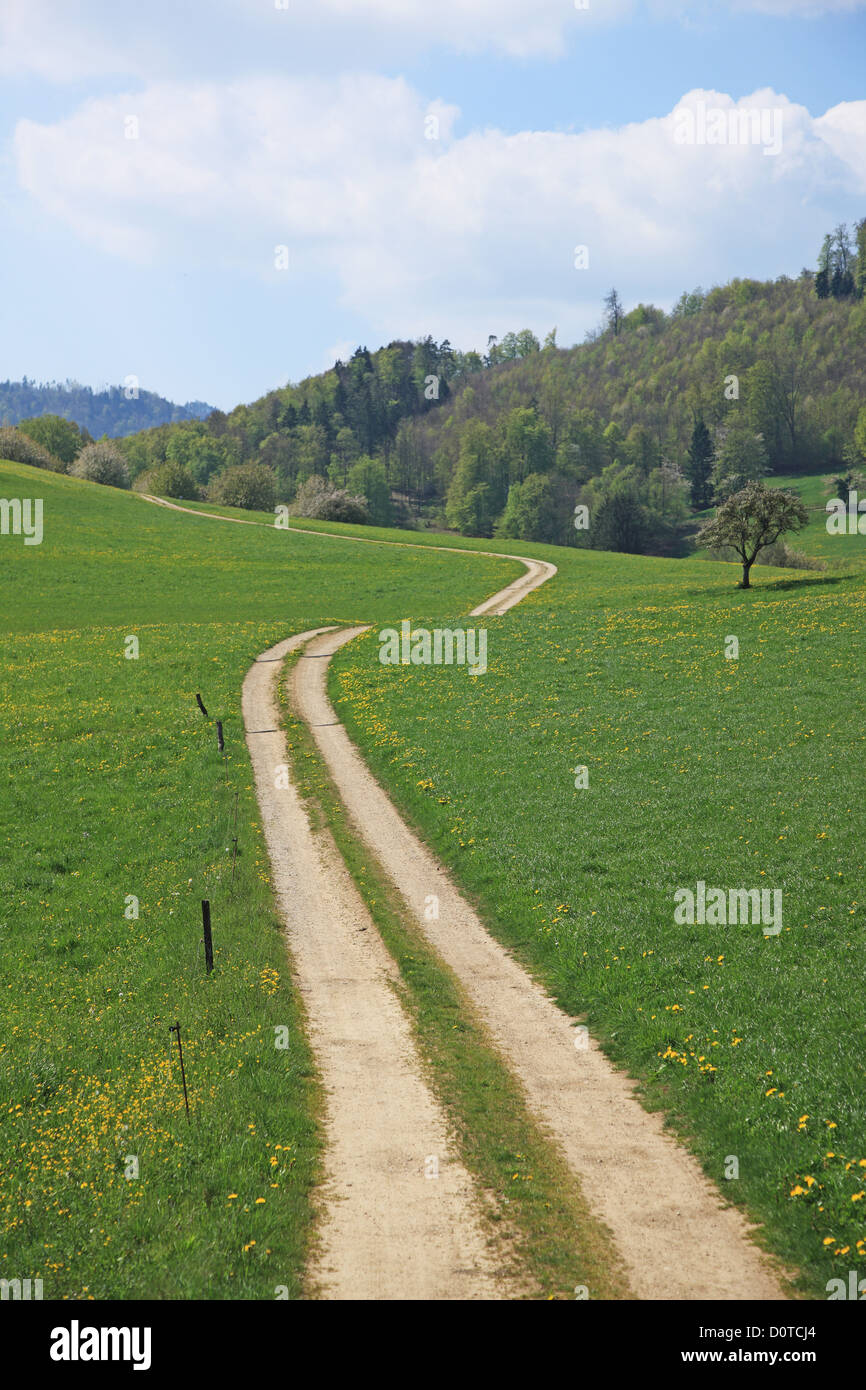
{"left": 697, "top": 480, "right": 808, "bottom": 587}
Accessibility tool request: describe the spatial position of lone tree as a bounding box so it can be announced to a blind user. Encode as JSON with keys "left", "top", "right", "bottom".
{"left": 697, "top": 480, "right": 808, "bottom": 588}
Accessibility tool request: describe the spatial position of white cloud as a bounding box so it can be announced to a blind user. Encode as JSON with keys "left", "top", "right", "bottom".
{"left": 4, "top": 0, "right": 865, "bottom": 80}
{"left": 0, "top": 1, "right": 129, "bottom": 81}
{"left": 814, "top": 100, "right": 866, "bottom": 186}
{"left": 259, "top": 0, "right": 866, "bottom": 53}
{"left": 13, "top": 76, "right": 460, "bottom": 263}
{"left": 13, "top": 77, "right": 866, "bottom": 350}
{"left": 276, "top": 0, "right": 629, "bottom": 58}
{"left": 0, "top": 0, "right": 602, "bottom": 77}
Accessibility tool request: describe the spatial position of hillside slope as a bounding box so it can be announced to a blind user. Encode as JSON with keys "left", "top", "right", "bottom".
{"left": 112, "top": 270, "right": 866, "bottom": 553}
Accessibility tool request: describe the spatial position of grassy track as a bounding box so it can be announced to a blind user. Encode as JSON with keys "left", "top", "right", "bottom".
{"left": 329, "top": 488, "right": 866, "bottom": 1298}
{"left": 0, "top": 460, "right": 519, "bottom": 1299}
{"left": 281, "top": 652, "right": 631, "bottom": 1300}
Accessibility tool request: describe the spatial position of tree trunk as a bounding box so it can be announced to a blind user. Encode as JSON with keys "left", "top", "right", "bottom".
{"left": 741, "top": 561, "right": 751, "bottom": 588}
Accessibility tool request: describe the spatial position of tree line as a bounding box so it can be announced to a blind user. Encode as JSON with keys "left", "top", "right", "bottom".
{"left": 7, "top": 239, "right": 866, "bottom": 557}
{"left": 111, "top": 335, "right": 544, "bottom": 523}
{"left": 109, "top": 261, "right": 866, "bottom": 552}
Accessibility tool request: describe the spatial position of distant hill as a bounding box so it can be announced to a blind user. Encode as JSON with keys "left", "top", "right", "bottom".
{"left": 63, "top": 218, "right": 866, "bottom": 552}
{"left": 0, "top": 379, "right": 213, "bottom": 438}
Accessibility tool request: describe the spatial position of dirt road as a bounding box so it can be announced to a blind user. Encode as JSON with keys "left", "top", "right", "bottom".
{"left": 292, "top": 628, "right": 786, "bottom": 1301}
{"left": 148, "top": 490, "right": 786, "bottom": 1300}
{"left": 243, "top": 631, "right": 514, "bottom": 1299}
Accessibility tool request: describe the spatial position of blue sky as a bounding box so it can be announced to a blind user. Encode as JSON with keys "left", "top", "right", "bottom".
{"left": 1, "top": 1, "right": 864, "bottom": 410}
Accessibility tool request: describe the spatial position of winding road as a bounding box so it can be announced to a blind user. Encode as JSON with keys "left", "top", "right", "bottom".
{"left": 144, "top": 491, "right": 787, "bottom": 1301}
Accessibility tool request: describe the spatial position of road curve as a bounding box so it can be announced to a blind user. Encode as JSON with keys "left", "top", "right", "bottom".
{"left": 148, "top": 486, "right": 786, "bottom": 1299}
{"left": 140, "top": 492, "right": 557, "bottom": 616}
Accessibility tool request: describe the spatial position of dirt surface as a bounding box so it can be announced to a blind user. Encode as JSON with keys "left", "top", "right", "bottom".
{"left": 243, "top": 632, "right": 513, "bottom": 1300}
{"left": 294, "top": 626, "right": 788, "bottom": 1302}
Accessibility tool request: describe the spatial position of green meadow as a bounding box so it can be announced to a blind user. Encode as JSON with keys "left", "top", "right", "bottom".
{"left": 329, "top": 484, "right": 866, "bottom": 1297}
{"left": 0, "top": 460, "right": 519, "bottom": 1299}
{"left": 3, "top": 458, "right": 864, "bottom": 1300}
{"left": 772, "top": 473, "right": 866, "bottom": 565}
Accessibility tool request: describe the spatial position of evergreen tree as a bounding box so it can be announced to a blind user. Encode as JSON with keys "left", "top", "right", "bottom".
{"left": 685, "top": 419, "right": 714, "bottom": 508}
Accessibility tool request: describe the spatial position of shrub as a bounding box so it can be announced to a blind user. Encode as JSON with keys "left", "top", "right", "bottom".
{"left": 0, "top": 426, "right": 63, "bottom": 471}
{"left": 291, "top": 475, "right": 331, "bottom": 515}
{"left": 829, "top": 470, "right": 866, "bottom": 505}
{"left": 756, "top": 538, "right": 825, "bottom": 571}
{"left": 69, "top": 441, "right": 131, "bottom": 489}
{"left": 316, "top": 492, "right": 371, "bottom": 524}
{"left": 208, "top": 462, "right": 276, "bottom": 512}
{"left": 291, "top": 474, "right": 370, "bottom": 524}
{"left": 18, "top": 415, "right": 86, "bottom": 466}
{"left": 708, "top": 537, "right": 824, "bottom": 571}
{"left": 136, "top": 460, "right": 201, "bottom": 500}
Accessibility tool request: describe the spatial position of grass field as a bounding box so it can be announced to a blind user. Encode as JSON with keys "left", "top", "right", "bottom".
{"left": 329, "top": 487, "right": 866, "bottom": 1298}
{"left": 771, "top": 473, "right": 865, "bottom": 565}
{"left": 4, "top": 459, "right": 864, "bottom": 1299}
{"left": 0, "top": 460, "right": 520, "bottom": 1299}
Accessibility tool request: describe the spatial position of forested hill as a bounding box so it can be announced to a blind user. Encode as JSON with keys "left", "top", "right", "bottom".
{"left": 0, "top": 379, "right": 213, "bottom": 438}
{"left": 411, "top": 272, "right": 866, "bottom": 543}
{"left": 96, "top": 227, "right": 866, "bottom": 550}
